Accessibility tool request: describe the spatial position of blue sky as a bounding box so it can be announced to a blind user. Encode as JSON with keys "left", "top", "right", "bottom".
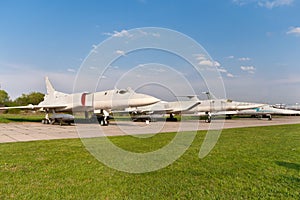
{"left": 0, "top": 0, "right": 299, "bottom": 104}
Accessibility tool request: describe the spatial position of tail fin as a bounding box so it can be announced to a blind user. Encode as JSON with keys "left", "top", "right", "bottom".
{"left": 202, "top": 91, "right": 216, "bottom": 100}
{"left": 186, "top": 96, "right": 199, "bottom": 101}
{"left": 45, "top": 77, "right": 55, "bottom": 94}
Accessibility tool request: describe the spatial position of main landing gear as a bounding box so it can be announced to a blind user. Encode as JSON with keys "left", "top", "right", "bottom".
{"left": 166, "top": 113, "right": 178, "bottom": 122}
{"left": 205, "top": 112, "right": 212, "bottom": 123}
{"left": 89, "top": 110, "right": 110, "bottom": 126}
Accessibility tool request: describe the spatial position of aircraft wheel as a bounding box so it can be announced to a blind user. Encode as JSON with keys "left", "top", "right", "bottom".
{"left": 102, "top": 120, "right": 109, "bottom": 126}
{"left": 97, "top": 116, "right": 109, "bottom": 126}
{"left": 268, "top": 115, "right": 272, "bottom": 120}
{"left": 103, "top": 120, "right": 109, "bottom": 126}
{"left": 207, "top": 117, "right": 211, "bottom": 123}
{"left": 99, "top": 118, "right": 105, "bottom": 126}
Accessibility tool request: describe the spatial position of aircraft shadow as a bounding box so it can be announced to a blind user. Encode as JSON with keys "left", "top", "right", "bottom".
{"left": 275, "top": 161, "right": 300, "bottom": 171}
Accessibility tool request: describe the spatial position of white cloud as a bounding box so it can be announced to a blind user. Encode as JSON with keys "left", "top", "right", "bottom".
{"left": 226, "top": 73, "right": 235, "bottom": 78}
{"left": 241, "top": 66, "right": 255, "bottom": 70}
{"left": 115, "top": 50, "right": 126, "bottom": 56}
{"left": 113, "top": 30, "right": 132, "bottom": 37}
{"left": 218, "top": 68, "right": 228, "bottom": 73}
{"left": 198, "top": 60, "right": 218, "bottom": 67}
{"left": 232, "top": 0, "right": 248, "bottom": 6}
{"left": 233, "top": 0, "right": 294, "bottom": 9}
{"left": 217, "top": 67, "right": 236, "bottom": 78}
{"left": 194, "top": 54, "right": 207, "bottom": 61}
{"left": 238, "top": 57, "right": 251, "bottom": 61}
{"left": 67, "top": 68, "right": 76, "bottom": 73}
{"left": 137, "top": 30, "right": 160, "bottom": 37}
{"left": 200, "top": 60, "right": 221, "bottom": 68}
{"left": 109, "top": 65, "right": 119, "bottom": 69}
{"left": 214, "top": 61, "right": 221, "bottom": 67}
{"left": 91, "top": 44, "right": 98, "bottom": 53}
{"left": 258, "top": 0, "right": 294, "bottom": 9}
{"left": 104, "top": 30, "right": 133, "bottom": 38}
{"left": 225, "top": 55, "right": 235, "bottom": 59}
{"left": 241, "top": 66, "right": 256, "bottom": 74}
{"left": 194, "top": 54, "right": 221, "bottom": 67}
{"left": 286, "top": 27, "right": 300, "bottom": 36}
{"left": 194, "top": 55, "right": 235, "bottom": 78}
{"left": 151, "top": 32, "right": 160, "bottom": 37}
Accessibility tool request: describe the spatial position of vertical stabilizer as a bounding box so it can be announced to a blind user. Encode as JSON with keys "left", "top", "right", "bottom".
{"left": 45, "top": 77, "right": 55, "bottom": 94}
{"left": 203, "top": 91, "right": 216, "bottom": 100}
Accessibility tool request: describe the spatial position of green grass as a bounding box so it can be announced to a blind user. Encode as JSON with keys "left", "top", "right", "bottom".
{"left": 0, "top": 124, "right": 299, "bottom": 199}
{"left": 0, "top": 113, "right": 44, "bottom": 123}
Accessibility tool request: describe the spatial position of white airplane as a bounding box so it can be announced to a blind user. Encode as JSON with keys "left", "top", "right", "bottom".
{"left": 235, "top": 104, "right": 300, "bottom": 120}
{"left": 124, "top": 97, "right": 201, "bottom": 121}
{"left": 123, "top": 93, "right": 264, "bottom": 123}
{"left": 284, "top": 104, "right": 300, "bottom": 111}
{"left": 180, "top": 95, "right": 265, "bottom": 122}
{"left": 0, "top": 77, "right": 160, "bottom": 125}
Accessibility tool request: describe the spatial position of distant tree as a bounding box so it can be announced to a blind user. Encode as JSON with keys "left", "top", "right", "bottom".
{"left": 0, "top": 90, "right": 10, "bottom": 106}
{"left": 14, "top": 92, "right": 45, "bottom": 106}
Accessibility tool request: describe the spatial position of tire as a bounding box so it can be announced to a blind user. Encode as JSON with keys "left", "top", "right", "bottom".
{"left": 207, "top": 118, "right": 211, "bottom": 123}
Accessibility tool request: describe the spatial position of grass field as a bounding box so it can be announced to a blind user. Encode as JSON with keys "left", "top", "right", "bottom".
{"left": 0, "top": 113, "right": 44, "bottom": 123}
{"left": 0, "top": 124, "right": 299, "bottom": 199}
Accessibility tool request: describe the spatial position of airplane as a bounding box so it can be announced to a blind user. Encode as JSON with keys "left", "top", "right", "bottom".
{"left": 123, "top": 97, "right": 201, "bottom": 122}
{"left": 234, "top": 104, "right": 300, "bottom": 120}
{"left": 283, "top": 104, "right": 300, "bottom": 111}
{"left": 0, "top": 77, "right": 160, "bottom": 125}
{"left": 182, "top": 96, "right": 265, "bottom": 122}
{"left": 121, "top": 93, "right": 264, "bottom": 123}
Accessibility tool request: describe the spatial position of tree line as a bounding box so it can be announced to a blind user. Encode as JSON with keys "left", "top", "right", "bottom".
{"left": 0, "top": 90, "right": 44, "bottom": 107}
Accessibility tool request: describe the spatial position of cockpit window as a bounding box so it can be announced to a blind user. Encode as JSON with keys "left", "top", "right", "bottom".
{"left": 118, "top": 89, "right": 128, "bottom": 94}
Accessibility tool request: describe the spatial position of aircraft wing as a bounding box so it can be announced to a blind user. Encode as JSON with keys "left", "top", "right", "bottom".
{"left": 124, "top": 101, "right": 201, "bottom": 115}
{"left": 210, "top": 111, "right": 238, "bottom": 116}
{"left": 118, "top": 107, "right": 173, "bottom": 115}
{"left": 142, "top": 101, "right": 201, "bottom": 115}
{"left": 172, "top": 101, "right": 201, "bottom": 114}
{"left": 0, "top": 104, "right": 67, "bottom": 111}
{"left": 0, "top": 105, "right": 36, "bottom": 110}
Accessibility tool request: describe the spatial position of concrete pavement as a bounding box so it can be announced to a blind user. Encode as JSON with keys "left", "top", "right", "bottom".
{"left": 0, "top": 116, "right": 299, "bottom": 143}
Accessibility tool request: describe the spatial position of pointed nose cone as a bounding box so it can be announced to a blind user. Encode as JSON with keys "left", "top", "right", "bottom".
{"left": 128, "top": 93, "right": 160, "bottom": 107}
